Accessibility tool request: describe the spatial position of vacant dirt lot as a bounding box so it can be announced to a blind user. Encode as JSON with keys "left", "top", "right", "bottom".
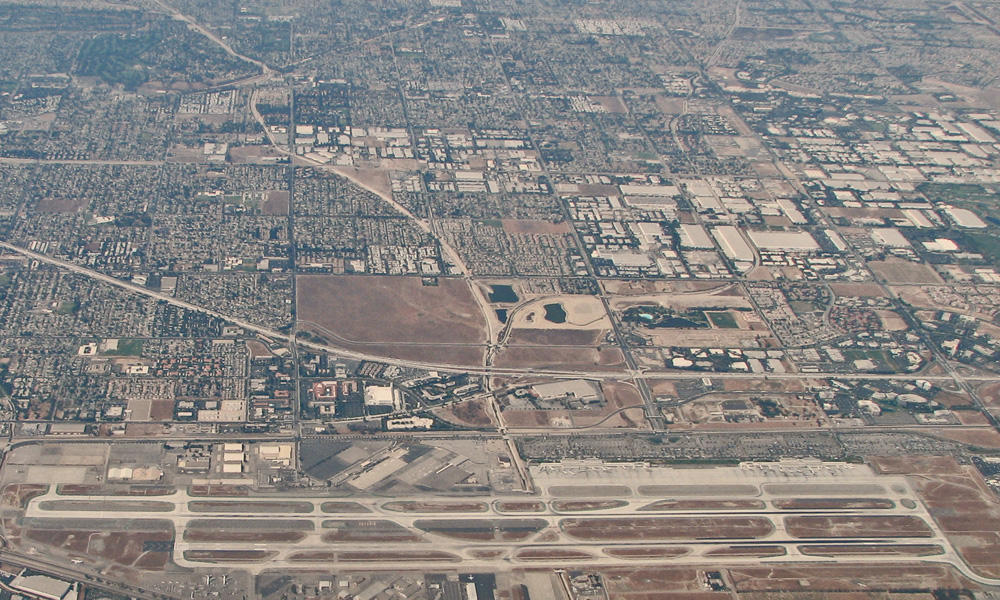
{"left": 798, "top": 544, "right": 943, "bottom": 557}
{"left": 320, "top": 501, "right": 371, "bottom": 513}
{"left": 1, "top": 484, "right": 48, "bottom": 508}
{"left": 561, "top": 516, "right": 773, "bottom": 541}
{"left": 502, "top": 219, "right": 571, "bottom": 234}
{"left": 184, "top": 550, "right": 274, "bottom": 562}
{"left": 870, "top": 259, "right": 942, "bottom": 284}
{"left": 601, "top": 566, "right": 726, "bottom": 597}
{"left": 262, "top": 190, "right": 289, "bottom": 215}
{"left": 637, "top": 484, "right": 759, "bottom": 497}
{"left": 57, "top": 485, "right": 173, "bottom": 496}
{"left": 25, "top": 526, "right": 173, "bottom": 570}
{"left": 322, "top": 520, "right": 420, "bottom": 542}
{"left": 434, "top": 398, "right": 495, "bottom": 428}
{"left": 188, "top": 500, "right": 313, "bottom": 513}
{"left": 829, "top": 282, "right": 890, "bottom": 297}
{"left": 704, "top": 545, "right": 786, "bottom": 557}
{"left": 729, "top": 564, "right": 974, "bottom": 592}
{"left": 979, "top": 380, "right": 1000, "bottom": 411}
{"left": 297, "top": 275, "right": 487, "bottom": 366}
{"left": 550, "top": 485, "right": 632, "bottom": 497}
{"left": 496, "top": 501, "right": 545, "bottom": 512}
{"left": 414, "top": 518, "right": 547, "bottom": 541}
{"left": 494, "top": 345, "right": 625, "bottom": 371}
{"left": 382, "top": 500, "right": 488, "bottom": 513}
{"left": 871, "top": 455, "right": 1000, "bottom": 578}
{"left": 603, "top": 547, "right": 690, "bottom": 559}
{"left": 338, "top": 550, "right": 458, "bottom": 562}
{"left": 553, "top": 500, "right": 629, "bottom": 511}
{"left": 189, "top": 484, "right": 249, "bottom": 497}
{"left": 784, "top": 515, "right": 933, "bottom": 538}
{"left": 36, "top": 196, "right": 89, "bottom": 213}
{"left": 639, "top": 499, "right": 765, "bottom": 511}
{"left": 771, "top": 498, "right": 894, "bottom": 510}
{"left": 184, "top": 530, "right": 306, "bottom": 543}
{"left": 39, "top": 500, "right": 174, "bottom": 512}
{"left": 515, "top": 548, "right": 593, "bottom": 561}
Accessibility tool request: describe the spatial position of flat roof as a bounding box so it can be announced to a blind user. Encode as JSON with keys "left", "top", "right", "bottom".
{"left": 945, "top": 206, "right": 987, "bottom": 228}
{"left": 678, "top": 223, "right": 713, "bottom": 248}
{"left": 871, "top": 227, "right": 911, "bottom": 248}
{"left": 747, "top": 230, "right": 820, "bottom": 251}
{"left": 712, "top": 226, "right": 754, "bottom": 262}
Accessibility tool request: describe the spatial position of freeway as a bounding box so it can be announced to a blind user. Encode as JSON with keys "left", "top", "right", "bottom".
{"left": 6, "top": 240, "right": 1000, "bottom": 385}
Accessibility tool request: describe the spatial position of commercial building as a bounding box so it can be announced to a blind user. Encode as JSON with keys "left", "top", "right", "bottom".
{"left": 364, "top": 385, "right": 402, "bottom": 409}
{"left": 747, "top": 230, "right": 820, "bottom": 252}
{"left": 531, "top": 379, "right": 601, "bottom": 403}
{"left": 10, "top": 572, "right": 76, "bottom": 600}
{"left": 711, "top": 226, "right": 755, "bottom": 263}
{"left": 871, "top": 227, "right": 911, "bottom": 248}
{"left": 678, "top": 223, "right": 714, "bottom": 249}
{"left": 944, "top": 206, "right": 987, "bottom": 228}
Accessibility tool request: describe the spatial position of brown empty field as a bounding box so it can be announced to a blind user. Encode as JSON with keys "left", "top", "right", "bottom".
{"left": 515, "top": 548, "right": 594, "bottom": 561}
{"left": 435, "top": 398, "right": 495, "bottom": 428}
{"left": 297, "top": 275, "right": 487, "bottom": 366}
{"left": 338, "top": 551, "right": 459, "bottom": 562}
{"left": 603, "top": 547, "right": 690, "bottom": 559}
{"left": 188, "top": 500, "right": 313, "bottom": 513}
{"left": 829, "top": 283, "right": 890, "bottom": 297}
{"left": 494, "top": 345, "right": 626, "bottom": 371}
{"left": 637, "top": 484, "right": 758, "bottom": 496}
{"left": 149, "top": 399, "right": 175, "bottom": 421}
{"left": 561, "top": 516, "right": 774, "bottom": 541}
{"left": 189, "top": 484, "right": 249, "bottom": 497}
{"left": 55, "top": 485, "right": 174, "bottom": 496}
{"left": 763, "top": 483, "right": 886, "bottom": 495}
{"left": 729, "top": 564, "right": 974, "bottom": 592}
{"left": 784, "top": 515, "right": 932, "bottom": 538}
{"left": 25, "top": 528, "right": 173, "bottom": 570}
{"left": 1, "top": 484, "right": 47, "bottom": 508}
{"left": 870, "top": 259, "right": 942, "bottom": 284}
{"left": 501, "top": 219, "right": 571, "bottom": 234}
{"left": 184, "top": 550, "right": 275, "bottom": 562}
{"left": 639, "top": 499, "right": 765, "bottom": 511}
{"left": 553, "top": 500, "right": 629, "bottom": 511}
{"left": 496, "top": 501, "right": 545, "bottom": 512}
{"left": 320, "top": 501, "right": 371, "bottom": 513}
{"left": 331, "top": 166, "right": 393, "bottom": 199}
{"left": 38, "top": 500, "right": 174, "bottom": 512}
{"left": 382, "top": 500, "right": 489, "bottom": 513}
{"left": 929, "top": 426, "right": 1000, "bottom": 449}
{"left": 184, "top": 530, "right": 306, "bottom": 543}
{"left": 550, "top": 485, "right": 632, "bottom": 497}
{"left": 871, "top": 455, "right": 1000, "bottom": 578}
{"left": 262, "top": 190, "right": 289, "bottom": 215}
{"left": 704, "top": 545, "right": 786, "bottom": 558}
{"left": 414, "top": 518, "right": 548, "bottom": 542}
{"left": 186, "top": 519, "right": 314, "bottom": 532}
{"left": 979, "top": 380, "right": 1000, "bottom": 410}
{"left": 322, "top": 519, "right": 421, "bottom": 542}
{"left": 288, "top": 551, "right": 335, "bottom": 561}
{"left": 36, "top": 196, "right": 89, "bottom": 213}
{"left": 601, "top": 566, "right": 724, "bottom": 596}
{"left": 798, "top": 544, "right": 944, "bottom": 557}
{"left": 468, "top": 549, "right": 507, "bottom": 559}
{"left": 771, "top": 498, "right": 894, "bottom": 510}
{"left": 505, "top": 329, "right": 605, "bottom": 346}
